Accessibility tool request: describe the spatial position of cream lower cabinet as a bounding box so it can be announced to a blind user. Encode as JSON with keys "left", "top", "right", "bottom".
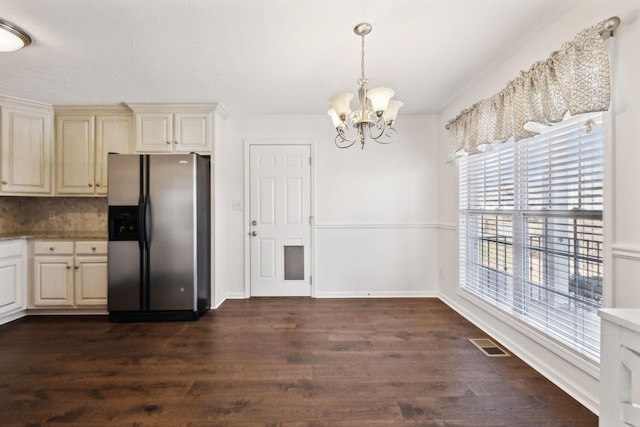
{"left": 31, "top": 240, "right": 107, "bottom": 310}
{"left": 0, "top": 240, "right": 26, "bottom": 323}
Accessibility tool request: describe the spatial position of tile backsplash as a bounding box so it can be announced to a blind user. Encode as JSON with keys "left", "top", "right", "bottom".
{"left": 0, "top": 197, "right": 107, "bottom": 234}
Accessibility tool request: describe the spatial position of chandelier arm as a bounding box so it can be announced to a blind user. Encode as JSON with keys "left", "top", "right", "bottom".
{"left": 376, "top": 126, "right": 397, "bottom": 144}
{"left": 335, "top": 124, "right": 358, "bottom": 149}
{"left": 335, "top": 134, "right": 358, "bottom": 149}
{"left": 367, "top": 117, "right": 387, "bottom": 140}
{"left": 367, "top": 119, "right": 397, "bottom": 144}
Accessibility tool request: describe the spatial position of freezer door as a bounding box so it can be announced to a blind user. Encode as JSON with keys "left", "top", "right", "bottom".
{"left": 147, "top": 154, "right": 197, "bottom": 311}
{"left": 107, "top": 154, "right": 142, "bottom": 206}
{"left": 108, "top": 154, "right": 143, "bottom": 312}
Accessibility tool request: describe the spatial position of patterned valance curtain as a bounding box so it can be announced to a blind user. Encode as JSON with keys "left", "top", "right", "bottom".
{"left": 445, "top": 19, "right": 612, "bottom": 160}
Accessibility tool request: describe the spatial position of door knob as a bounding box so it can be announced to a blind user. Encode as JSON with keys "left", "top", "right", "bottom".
{"left": 251, "top": 231, "right": 257, "bottom": 237}
{"left": 251, "top": 220, "right": 257, "bottom": 226}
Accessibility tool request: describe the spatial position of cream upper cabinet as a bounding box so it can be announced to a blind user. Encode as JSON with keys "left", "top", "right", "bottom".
{"left": 56, "top": 114, "right": 95, "bottom": 195}
{"left": 55, "top": 107, "right": 133, "bottom": 196}
{"left": 95, "top": 114, "right": 134, "bottom": 195}
{"left": 0, "top": 97, "right": 54, "bottom": 196}
{"left": 128, "top": 103, "right": 226, "bottom": 154}
{"left": 135, "top": 112, "right": 174, "bottom": 152}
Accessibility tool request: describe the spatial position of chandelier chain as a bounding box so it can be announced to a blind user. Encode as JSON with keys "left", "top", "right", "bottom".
{"left": 360, "top": 33, "right": 366, "bottom": 83}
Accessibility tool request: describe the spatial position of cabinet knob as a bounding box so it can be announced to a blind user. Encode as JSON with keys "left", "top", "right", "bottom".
{"left": 1, "top": 181, "right": 7, "bottom": 185}
{"left": 166, "top": 141, "right": 171, "bottom": 145}
{"left": 66, "top": 265, "right": 71, "bottom": 270}
{"left": 74, "top": 266, "right": 79, "bottom": 270}
{"left": 91, "top": 247, "right": 96, "bottom": 252}
{"left": 95, "top": 183, "right": 101, "bottom": 187}
{"left": 49, "top": 247, "right": 55, "bottom": 252}
{"left": 174, "top": 141, "right": 179, "bottom": 144}
{"left": 251, "top": 231, "right": 257, "bottom": 237}
{"left": 88, "top": 183, "right": 93, "bottom": 187}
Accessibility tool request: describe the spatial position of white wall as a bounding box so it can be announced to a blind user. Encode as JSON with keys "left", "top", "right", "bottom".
{"left": 437, "top": 0, "right": 640, "bottom": 414}
{"left": 221, "top": 113, "right": 440, "bottom": 299}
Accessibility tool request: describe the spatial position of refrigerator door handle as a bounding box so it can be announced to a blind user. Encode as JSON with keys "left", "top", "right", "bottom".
{"left": 144, "top": 194, "right": 151, "bottom": 249}
{"left": 138, "top": 194, "right": 146, "bottom": 249}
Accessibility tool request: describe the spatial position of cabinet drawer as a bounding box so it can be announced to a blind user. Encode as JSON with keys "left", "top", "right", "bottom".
{"left": 0, "top": 240, "right": 23, "bottom": 258}
{"left": 34, "top": 241, "right": 74, "bottom": 255}
{"left": 75, "top": 241, "right": 107, "bottom": 255}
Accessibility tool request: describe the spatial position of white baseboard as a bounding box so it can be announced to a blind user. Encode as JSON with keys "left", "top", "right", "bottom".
{"left": 0, "top": 309, "right": 27, "bottom": 326}
{"left": 314, "top": 291, "right": 439, "bottom": 298}
{"left": 26, "top": 308, "right": 108, "bottom": 316}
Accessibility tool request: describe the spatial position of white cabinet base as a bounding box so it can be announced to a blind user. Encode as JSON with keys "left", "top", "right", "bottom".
{"left": 74, "top": 256, "right": 108, "bottom": 306}
{"left": 33, "top": 256, "right": 74, "bottom": 306}
{"left": 0, "top": 240, "right": 27, "bottom": 325}
{"left": 599, "top": 309, "right": 640, "bottom": 427}
{"left": 29, "top": 240, "right": 108, "bottom": 311}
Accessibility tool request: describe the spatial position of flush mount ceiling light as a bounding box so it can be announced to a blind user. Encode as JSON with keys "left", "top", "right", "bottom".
{"left": 0, "top": 19, "right": 32, "bottom": 52}
{"left": 328, "top": 22, "right": 402, "bottom": 150}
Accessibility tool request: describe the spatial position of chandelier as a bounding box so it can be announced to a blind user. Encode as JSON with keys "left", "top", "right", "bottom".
{"left": 327, "top": 23, "right": 403, "bottom": 149}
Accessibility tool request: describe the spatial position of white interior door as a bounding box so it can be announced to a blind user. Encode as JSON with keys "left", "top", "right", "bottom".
{"left": 249, "top": 144, "right": 311, "bottom": 296}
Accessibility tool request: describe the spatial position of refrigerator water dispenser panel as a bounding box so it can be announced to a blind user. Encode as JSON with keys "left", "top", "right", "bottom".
{"left": 109, "top": 206, "right": 140, "bottom": 241}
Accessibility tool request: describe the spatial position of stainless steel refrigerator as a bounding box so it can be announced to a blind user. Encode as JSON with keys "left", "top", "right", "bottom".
{"left": 107, "top": 153, "right": 211, "bottom": 322}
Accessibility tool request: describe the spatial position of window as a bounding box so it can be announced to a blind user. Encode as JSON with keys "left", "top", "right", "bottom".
{"left": 458, "top": 112, "right": 603, "bottom": 361}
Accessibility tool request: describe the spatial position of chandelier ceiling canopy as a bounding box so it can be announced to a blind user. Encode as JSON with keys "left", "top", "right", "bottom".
{"left": 328, "top": 23, "right": 402, "bottom": 150}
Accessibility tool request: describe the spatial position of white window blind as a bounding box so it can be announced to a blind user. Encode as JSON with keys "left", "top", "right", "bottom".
{"left": 459, "top": 112, "right": 603, "bottom": 361}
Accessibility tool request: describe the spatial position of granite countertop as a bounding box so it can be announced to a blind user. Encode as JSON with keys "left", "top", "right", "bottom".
{"left": 0, "top": 231, "right": 108, "bottom": 241}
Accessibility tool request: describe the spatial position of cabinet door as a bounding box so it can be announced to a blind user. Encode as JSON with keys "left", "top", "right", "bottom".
{"left": 1, "top": 106, "right": 53, "bottom": 195}
{"left": 174, "top": 113, "right": 211, "bottom": 152}
{"left": 33, "top": 256, "right": 74, "bottom": 306}
{"left": 56, "top": 115, "right": 96, "bottom": 195}
{"left": 95, "top": 115, "right": 132, "bottom": 195}
{"left": 74, "top": 256, "right": 107, "bottom": 306}
{"left": 136, "top": 113, "right": 173, "bottom": 152}
{"left": 0, "top": 257, "right": 23, "bottom": 315}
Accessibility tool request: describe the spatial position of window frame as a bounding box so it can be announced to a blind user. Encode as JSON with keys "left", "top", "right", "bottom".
{"left": 457, "top": 111, "right": 604, "bottom": 366}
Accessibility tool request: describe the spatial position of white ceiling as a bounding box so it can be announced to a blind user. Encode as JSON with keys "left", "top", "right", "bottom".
{"left": 0, "top": 0, "right": 581, "bottom": 115}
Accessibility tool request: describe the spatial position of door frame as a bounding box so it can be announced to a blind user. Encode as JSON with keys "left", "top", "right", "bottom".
{"left": 243, "top": 139, "right": 315, "bottom": 298}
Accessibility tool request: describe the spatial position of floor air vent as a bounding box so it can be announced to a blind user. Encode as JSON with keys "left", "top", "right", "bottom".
{"left": 469, "top": 338, "right": 510, "bottom": 357}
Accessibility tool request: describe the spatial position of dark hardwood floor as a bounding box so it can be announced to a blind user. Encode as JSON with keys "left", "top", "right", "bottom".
{"left": 0, "top": 298, "right": 597, "bottom": 426}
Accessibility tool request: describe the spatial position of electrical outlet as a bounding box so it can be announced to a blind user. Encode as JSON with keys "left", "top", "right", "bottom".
{"left": 439, "top": 268, "right": 445, "bottom": 280}
{"left": 232, "top": 200, "right": 243, "bottom": 210}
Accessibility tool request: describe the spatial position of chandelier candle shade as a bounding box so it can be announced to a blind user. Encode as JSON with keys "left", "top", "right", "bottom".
{"left": 328, "top": 23, "right": 402, "bottom": 149}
